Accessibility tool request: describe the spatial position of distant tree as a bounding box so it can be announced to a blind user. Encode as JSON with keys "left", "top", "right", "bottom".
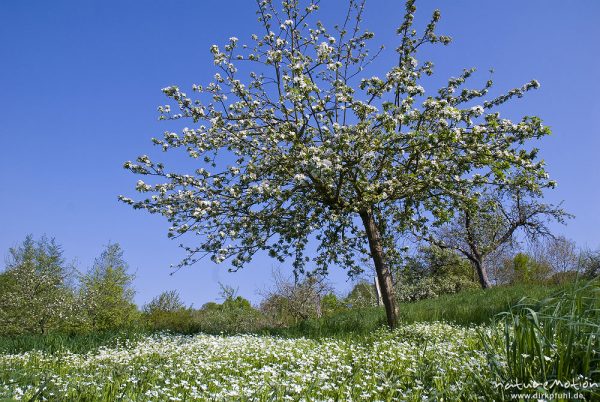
{"left": 541, "top": 236, "right": 578, "bottom": 273}
{"left": 580, "top": 247, "right": 600, "bottom": 279}
{"left": 122, "top": 0, "right": 558, "bottom": 328}
{"left": 320, "top": 293, "right": 347, "bottom": 316}
{"left": 79, "top": 243, "right": 138, "bottom": 331}
{"left": 428, "top": 185, "right": 569, "bottom": 289}
{"left": 143, "top": 290, "right": 186, "bottom": 314}
{"left": 506, "top": 252, "right": 552, "bottom": 284}
{"left": 260, "top": 270, "right": 331, "bottom": 324}
{"left": 395, "top": 245, "right": 477, "bottom": 301}
{"left": 196, "top": 285, "right": 263, "bottom": 333}
{"left": 143, "top": 290, "right": 195, "bottom": 333}
{"left": 345, "top": 280, "right": 377, "bottom": 308}
{"left": 0, "top": 235, "right": 76, "bottom": 335}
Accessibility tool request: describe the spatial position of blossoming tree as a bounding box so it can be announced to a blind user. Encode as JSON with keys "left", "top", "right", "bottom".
{"left": 121, "top": 0, "right": 555, "bottom": 328}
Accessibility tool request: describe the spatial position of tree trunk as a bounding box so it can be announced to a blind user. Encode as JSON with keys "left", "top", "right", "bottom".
{"left": 360, "top": 209, "right": 399, "bottom": 329}
{"left": 474, "top": 259, "right": 492, "bottom": 289}
{"left": 374, "top": 276, "right": 382, "bottom": 307}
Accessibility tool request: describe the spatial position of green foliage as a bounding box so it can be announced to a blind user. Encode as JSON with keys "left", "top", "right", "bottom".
{"left": 194, "top": 293, "right": 265, "bottom": 334}
{"left": 509, "top": 252, "right": 552, "bottom": 284}
{"left": 0, "top": 329, "right": 147, "bottom": 355}
{"left": 396, "top": 246, "right": 478, "bottom": 302}
{"left": 270, "top": 283, "right": 562, "bottom": 338}
{"left": 320, "top": 293, "right": 348, "bottom": 317}
{"left": 143, "top": 290, "right": 197, "bottom": 334}
{"left": 0, "top": 236, "right": 76, "bottom": 335}
{"left": 397, "top": 283, "right": 561, "bottom": 325}
{"left": 479, "top": 279, "right": 600, "bottom": 399}
{"left": 270, "top": 307, "right": 387, "bottom": 339}
{"left": 345, "top": 280, "right": 377, "bottom": 308}
{"left": 79, "top": 243, "right": 139, "bottom": 332}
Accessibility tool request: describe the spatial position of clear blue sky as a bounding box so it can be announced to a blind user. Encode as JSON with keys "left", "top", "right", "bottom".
{"left": 1, "top": 1, "right": 599, "bottom": 307}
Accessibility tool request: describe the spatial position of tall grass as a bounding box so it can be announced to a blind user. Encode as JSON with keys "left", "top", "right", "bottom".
{"left": 479, "top": 279, "right": 600, "bottom": 399}
{"left": 271, "top": 283, "right": 562, "bottom": 338}
{"left": 0, "top": 329, "right": 147, "bottom": 354}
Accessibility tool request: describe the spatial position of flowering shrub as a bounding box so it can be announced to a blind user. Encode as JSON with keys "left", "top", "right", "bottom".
{"left": 0, "top": 323, "right": 492, "bottom": 401}
{"left": 396, "top": 275, "right": 479, "bottom": 302}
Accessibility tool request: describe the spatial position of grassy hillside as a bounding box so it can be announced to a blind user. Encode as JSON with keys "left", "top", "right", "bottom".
{"left": 273, "top": 283, "right": 564, "bottom": 338}
{"left": 0, "top": 283, "right": 565, "bottom": 352}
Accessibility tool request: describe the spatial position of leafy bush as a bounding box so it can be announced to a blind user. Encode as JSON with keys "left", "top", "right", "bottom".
{"left": 195, "top": 295, "right": 266, "bottom": 334}
{"left": 143, "top": 290, "right": 198, "bottom": 334}
{"left": 395, "top": 246, "right": 479, "bottom": 302}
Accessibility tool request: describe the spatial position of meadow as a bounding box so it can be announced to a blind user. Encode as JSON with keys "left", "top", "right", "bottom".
{"left": 1, "top": 281, "right": 598, "bottom": 401}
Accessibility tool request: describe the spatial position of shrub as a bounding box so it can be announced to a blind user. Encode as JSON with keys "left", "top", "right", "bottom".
{"left": 395, "top": 246, "right": 478, "bottom": 302}
{"left": 195, "top": 295, "right": 266, "bottom": 334}
{"left": 143, "top": 290, "right": 198, "bottom": 334}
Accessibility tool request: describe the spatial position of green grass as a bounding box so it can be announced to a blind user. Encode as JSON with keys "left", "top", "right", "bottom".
{"left": 479, "top": 279, "right": 600, "bottom": 399}
{"left": 397, "top": 283, "right": 564, "bottom": 325}
{"left": 0, "top": 283, "right": 565, "bottom": 353}
{"left": 0, "top": 329, "right": 148, "bottom": 355}
{"left": 272, "top": 283, "right": 564, "bottom": 338}
{"left": 1, "top": 281, "right": 596, "bottom": 400}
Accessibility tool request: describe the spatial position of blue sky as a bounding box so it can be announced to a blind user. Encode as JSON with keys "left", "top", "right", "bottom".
{"left": 1, "top": 1, "right": 599, "bottom": 307}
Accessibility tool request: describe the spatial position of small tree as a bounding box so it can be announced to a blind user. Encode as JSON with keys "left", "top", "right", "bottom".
{"left": 80, "top": 243, "right": 138, "bottom": 331}
{"left": 143, "top": 290, "right": 195, "bottom": 333}
{"left": 122, "top": 0, "right": 557, "bottom": 327}
{"left": 507, "top": 252, "right": 552, "bottom": 284}
{"left": 428, "top": 185, "right": 568, "bottom": 289}
{"left": 0, "top": 236, "right": 76, "bottom": 335}
{"left": 345, "top": 280, "right": 377, "bottom": 308}
{"left": 260, "top": 270, "right": 331, "bottom": 324}
{"left": 143, "top": 290, "right": 186, "bottom": 314}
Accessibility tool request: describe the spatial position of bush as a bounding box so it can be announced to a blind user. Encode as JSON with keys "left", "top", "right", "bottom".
{"left": 194, "top": 296, "right": 266, "bottom": 334}
{"left": 143, "top": 290, "right": 198, "bottom": 334}
{"left": 580, "top": 248, "right": 600, "bottom": 279}
{"left": 396, "top": 275, "right": 479, "bottom": 302}
{"left": 395, "top": 246, "right": 479, "bottom": 302}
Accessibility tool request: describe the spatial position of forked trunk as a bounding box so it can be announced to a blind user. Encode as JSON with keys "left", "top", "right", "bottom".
{"left": 360, "top": 209, "right": 399, "bottom": 329}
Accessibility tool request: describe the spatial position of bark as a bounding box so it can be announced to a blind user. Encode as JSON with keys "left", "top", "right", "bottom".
{"left": 360, "top": 209, "right": 399, "bottom": 329}
{"left": 473, "top": 258, "right": 492, "bottom": 289}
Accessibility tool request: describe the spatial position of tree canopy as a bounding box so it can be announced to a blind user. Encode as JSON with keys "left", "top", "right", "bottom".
{"left": 121, "top": 0, "right": 557, "bottom": 327}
